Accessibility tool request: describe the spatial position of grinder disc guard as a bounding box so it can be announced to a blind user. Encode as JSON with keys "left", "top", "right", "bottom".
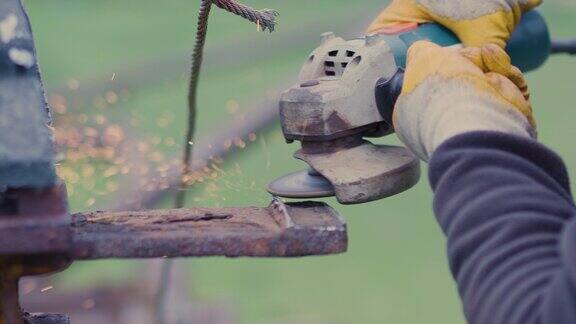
{"left": 295, "top": 141, "right": 420, "bottom": 204}
{"left": 268, "top": 141, "right": 421, "bottom": 204}
{"left": 268, "top": 169, "right": 336, "bottom": 199}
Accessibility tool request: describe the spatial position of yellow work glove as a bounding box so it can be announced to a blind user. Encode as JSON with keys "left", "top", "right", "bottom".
{"left": 393, "top": 41, "right": 536, "bottom": 161}
{"left": 367, "top": 0, "right": 541, "bottom": 47}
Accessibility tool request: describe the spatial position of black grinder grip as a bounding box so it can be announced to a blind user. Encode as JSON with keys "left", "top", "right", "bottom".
{"left": 375, "top": 69, "right": 405, "bottom": 129}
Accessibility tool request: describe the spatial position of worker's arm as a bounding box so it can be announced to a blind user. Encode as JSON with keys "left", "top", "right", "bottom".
{"left": 393, "top": 42, "right": 576, "bottom": 323}
{"left": 430, "top": 131, "right": 576, "bottom": 323}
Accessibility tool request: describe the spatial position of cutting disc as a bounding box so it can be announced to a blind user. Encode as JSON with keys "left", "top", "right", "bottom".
{"left": 267, "top": 169, "right": 335, "bottom": 199}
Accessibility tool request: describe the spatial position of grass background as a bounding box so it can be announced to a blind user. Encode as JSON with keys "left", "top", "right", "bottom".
{"left": 23, "top": 0, "right": 576, "bottom": 323}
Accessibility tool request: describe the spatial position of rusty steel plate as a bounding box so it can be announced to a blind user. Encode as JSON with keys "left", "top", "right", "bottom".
{"left": 71, "top": 200, "right": 347, "bottom": 259}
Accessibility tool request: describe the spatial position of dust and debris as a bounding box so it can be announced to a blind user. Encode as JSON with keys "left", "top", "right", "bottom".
{"left": 40, "top": 285, "right": 53, "bottom": 293}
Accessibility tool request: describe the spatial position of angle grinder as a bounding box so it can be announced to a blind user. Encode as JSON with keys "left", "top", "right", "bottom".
{"left": 268, "top": 10, "right": 570, "bottom": 205}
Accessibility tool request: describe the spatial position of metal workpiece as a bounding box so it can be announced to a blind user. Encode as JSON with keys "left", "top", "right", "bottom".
{"left": 71, "top": 200, "right": 347, "bottom": 259}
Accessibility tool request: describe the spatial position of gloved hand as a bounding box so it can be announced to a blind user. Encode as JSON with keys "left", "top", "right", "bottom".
{"left": 366, "top": 0, "right": 541, "bottom": 47}
{"left": 393, "top": 41, "right": 536, "bottom": 161}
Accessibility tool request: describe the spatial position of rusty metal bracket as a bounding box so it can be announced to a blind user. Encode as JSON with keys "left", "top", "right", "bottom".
{"left": 0, "top": 184, "right": 70, "bottom": 256}
{"left": 72, "top": 200, "right": 347, "bottom": 259}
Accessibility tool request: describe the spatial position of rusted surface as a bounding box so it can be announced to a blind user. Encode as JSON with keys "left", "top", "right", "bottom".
{"left": 71, "top": 201, "right": 347, "bottom": 259}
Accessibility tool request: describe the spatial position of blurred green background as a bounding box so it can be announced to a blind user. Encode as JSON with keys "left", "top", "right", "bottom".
{"left": 24, "top": 0, "right": 576, "bottom": 323}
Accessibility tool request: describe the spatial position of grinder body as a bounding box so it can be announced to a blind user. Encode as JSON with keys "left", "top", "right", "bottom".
{"left": 270, "top": 10, "right": 551, "bottom": 204}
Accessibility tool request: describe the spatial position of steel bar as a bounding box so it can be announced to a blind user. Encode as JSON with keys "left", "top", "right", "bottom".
{"left": 71, "top": 201, "right": 347, "bottom": 259}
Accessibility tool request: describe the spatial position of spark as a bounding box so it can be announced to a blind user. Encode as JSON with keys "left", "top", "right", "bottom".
{"left": 164, "top": 137, "right": 176, "bottom": 146}
{"left": 102, "top": 124, "right": 125, "bottom": 146}
{"left": 86, "top": 198, "right": 96, "bottom": 207}
{"left": 82, "top": 299, "right": 96, "bottom": 309}
{"left": 50, "top": 94, "right": 68, "bottom": 114}
{"left": 260, "top": 134, "right": 272, "bottom": 169}
{"left": 103, "top": 166, "right": 119, "bottom": 178}
{"left": 105, "top": 91, "right": 118, "bottom": 104}
{"left": 67, "top": 79, "right": 80, "bottom": 90}
{"left": 150, "top": 151, "right": 164, "bottom": 162}
{"left": 233, "top": 138, "right": 246, "bottom": 149}
{"left": 226, "top": 99, "right": 239, "bottom": 114}
{"left": 94, "top": 114, "right": 107, "bottom": 125}
{"left": 40, "top": 286, "right": 53, "bottom": 293}
{"left": 151, "top": 136, "right": 162, "bottom": 145}
{"left": 223, "top": 139, "right": 232, "bottom": 150}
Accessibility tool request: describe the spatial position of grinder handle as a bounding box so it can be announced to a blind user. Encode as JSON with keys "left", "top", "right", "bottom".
{"left": 376, "top": 10, "right": 551, "bottom": 127}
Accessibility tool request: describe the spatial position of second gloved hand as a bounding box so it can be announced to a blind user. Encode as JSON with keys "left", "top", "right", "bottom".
{"left": 393, "top": 41, "right": 536, "bottom": 162}
{"left": 366, "top": 0, "right": 541, "bottom": 48}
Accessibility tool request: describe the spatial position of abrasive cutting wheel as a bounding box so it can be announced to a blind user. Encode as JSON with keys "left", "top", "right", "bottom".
{"left": 267, "top": 168, "right": 335, "bottom": 199}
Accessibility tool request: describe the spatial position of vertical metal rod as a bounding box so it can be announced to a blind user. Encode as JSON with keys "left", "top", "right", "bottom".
{"left": 154, "top": 259, "right": 175, "bottom": 324}
{"left": 157, "top": 1, "right": 213, "bottom": 323}
{"left": 157, "top": 1, "right": 277, "bottom": 322}
{"left": 174, "top": 0, "right": 213, "bottom": 209}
